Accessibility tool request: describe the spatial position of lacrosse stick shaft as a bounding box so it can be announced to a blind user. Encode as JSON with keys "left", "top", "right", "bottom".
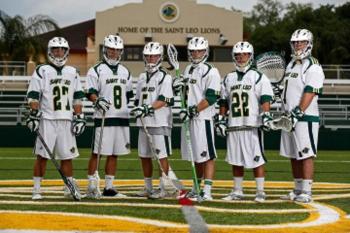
{"left": 94, "top": 111, "right": 105, "bottom": 192}
{"left": 36, "top": 131, "right": 80, "bottom": 200}
{"left": 140, "top": 117, "right": 184, "bottom": 191}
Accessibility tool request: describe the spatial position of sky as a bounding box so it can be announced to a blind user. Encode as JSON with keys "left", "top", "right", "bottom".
{"left": 0, "top": 0, "right": 348, "bottom": 28}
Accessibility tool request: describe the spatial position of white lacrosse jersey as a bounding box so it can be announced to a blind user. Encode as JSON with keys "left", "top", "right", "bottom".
{"left": 183, "top": 62, "right": 221, "bottom": 120}
{"left": 27, "top": 64, "right": 85, "bottom": 120}
{"left": 221, "top": 69, "right": 274, "bottom": 127}
{"left": 134, "top": 68, "right": 174, "bottom": 127}
{"left": 282, "top": 57, "right": 325, "bottom": 121}
{"left": 86, "top": 62, "right": 133, "bottom": 119}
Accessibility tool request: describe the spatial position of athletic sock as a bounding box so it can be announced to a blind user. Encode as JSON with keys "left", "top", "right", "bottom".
{"left": 105, "top": 175, "right": 114, "bottom": 189}
{"left": 234, "top": 177, "right": 243, "bottom": 192}
{"left": 33, "top": 176, "right": 42, "bottom": 191}
{"left": 255, "top": 177, "right": 265, "bottom": 192}
{"left": 203, "top": 179, "right": 213, "bottom": 196}
{"left": 295, "top": 178, "right": 303, "bottom": 192}
{"left": 144, "top": 177, "right": 153, "bottom": 192}
{"left": 302, "top": 179, "right": 313, "bottom": 194}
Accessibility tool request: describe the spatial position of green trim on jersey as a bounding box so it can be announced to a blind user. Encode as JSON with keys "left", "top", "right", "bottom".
{"left": 304, "top": 85, "right": 323, "bottom": 95}
{"left": 35, "top": 64, "right": 46, "bottom": 79}
{"left": 158, "top": 95, "right": 174, "bottom": 106}
{"left": 158, "top": 69, "right": 167, "bottom": 85}
{"left": 27, "top": 91, "right": 40, "bottom": 100}
{"left": 48, "top": 63, "right": 64, "bottom": 75}
{"left": 73, "top": 91, "right": 85, "bottom": 100}
{"left": 93, "top": 62, "right": 104, "bottom": 77}
{"left": 300, "top": 115, "right": 320, "bottom": 122}
{"left": 305, "top": 56, "right": 319, "bottom": 73}
{"left": 202, "top": 62, "right": 213, "bottom": 78}
{"left": 205, "top": 88, "right": 220, "bottom": 106}
{"left": 236, "top": 71, "right": 244, "bottom": 81}
{"left": 94, "top": 118, "right": 130, "bottom": 127}
{"left": 260, "top": 95, "right": 273, "bottom": 104}
{"left": 105, "top": 62, "right": 119, "bottom": 75}
{"left": 250, "top": 68, "right": 263, "bottom": 84}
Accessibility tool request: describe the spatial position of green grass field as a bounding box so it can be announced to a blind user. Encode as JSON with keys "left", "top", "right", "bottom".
{"left": 0, "top": 148, "right": 349, "bottom": 232}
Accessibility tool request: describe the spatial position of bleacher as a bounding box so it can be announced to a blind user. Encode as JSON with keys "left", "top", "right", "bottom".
{"left": 0, "top": 76, "right": 349, "bottom": 129}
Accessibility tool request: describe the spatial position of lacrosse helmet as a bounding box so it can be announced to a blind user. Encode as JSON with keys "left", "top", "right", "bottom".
{"left": 102, "top": 35, "right": 124, "bottom": 66}
{"left": 187, "top": 36, "right": 209, "bottom": 65}
{"left": 290, "top": 29, "right": 313, "bottom": 60}
{"left": 232, "top": 41, "right": 254, "bottom": 73}
{"left": 143, "top": 42, "right": 163, "bottom": 73}
{"left": 47, "top": 37, "right": 69, "bottom": 67}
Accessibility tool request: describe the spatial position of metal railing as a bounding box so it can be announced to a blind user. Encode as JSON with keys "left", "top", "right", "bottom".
{"left": 0, "top": 62, "right": 26, "bottom": 76}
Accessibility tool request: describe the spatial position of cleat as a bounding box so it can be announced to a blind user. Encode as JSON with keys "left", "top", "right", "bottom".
{"left": 102, "top": 187, "right": 127, "bottom": 197}
{"left": 222, "top": 190, "right": 244, "bottom": 201}
{"left": 190, "top": 191, "right": 212, "bottom": 202}
{"left": 148, "top": 189, "right": 177, "bottom": 199}
{"left": 134, "top": 188, "right": 152, "bottom": 197}
{"left": 280, "top": 190, "right": 301, "bottom": 201}
{"left": 32, "top": 192, "right": 43, "bottom": 200}
{"left": 63, "top": 179, "right": 83, "bottom": 200}
{"left": 185, "top": 190, "right": 198, "bottom": 199}
{"left": 86, "top": 186, "right": 101, "bottom": 199}
{"left": 294, "top": 192, "right": 312, "bottom": 203}
{"left": 254, "top": 191, "right": 266, "bottom": 203}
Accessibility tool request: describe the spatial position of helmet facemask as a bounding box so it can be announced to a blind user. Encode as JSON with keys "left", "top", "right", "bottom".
{"left": 187, "top": 37, "right": 209, "bottom": 66}
{"left": 103, "top": 35, "right": 124, "bottom": 66}
{"left": 143, "top": 42, "right": 163, "bottom": 73}
{"left": 290, "top": 29, "right": 313, "bottom": 60}
{"left": 232, "top": 41, "right": 254, "bottom": 73}
{"left": 47, "top": 37, "right": 69, "bottom": 67}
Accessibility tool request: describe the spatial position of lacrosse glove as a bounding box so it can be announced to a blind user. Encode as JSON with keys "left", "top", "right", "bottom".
{"left": 289, "top": 106, "right": 304, "bottom": 130}
{"left": 214, "top": 114, "right": 227, "bottom": 137}
{"left": 94, "top": 97, "right": 111, "bottom": 112}
{"left": 261, "top": 111, "right": 275, "bottom": 131}
{"left": 131, "top": 104, "right": 154, "bottom": 118}
{"left": 273, "top": 84, "right": 284, "bottom": 99}
{"left": 179, "top": 105, "right": 199, "bottom": 122}
{"left": 72, "top": 114, "right": 86, "bottom": 136}
{"left": 26, "top": 109, "right": 42, "bottom": 133}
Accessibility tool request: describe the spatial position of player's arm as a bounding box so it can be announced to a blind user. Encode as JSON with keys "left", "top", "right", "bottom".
{"left": 26, "top": 67, "right": 43, "bottom": 132}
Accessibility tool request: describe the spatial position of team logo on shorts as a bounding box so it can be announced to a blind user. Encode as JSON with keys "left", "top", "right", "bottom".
{"left": 156, "top": 149, "right": 161, "bottom": 155}
{"left": 200, "top": 151, "right": 207, "bottom": 157}
{"left": 125, "top": 143, "right": 130, "bottom": 149}
{"left": 254, "top": 156, "right": 260, "bottom": 162}
{"left": 70, "top": 147, "right": 75, "bottom": 153}
{"left": 302, "top": 147, "right": 309, "bottom": 154}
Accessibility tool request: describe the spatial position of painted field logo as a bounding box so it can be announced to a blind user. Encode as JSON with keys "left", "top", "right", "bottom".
{"left": 159, "top": 2, "right": 180, "bottom": 23}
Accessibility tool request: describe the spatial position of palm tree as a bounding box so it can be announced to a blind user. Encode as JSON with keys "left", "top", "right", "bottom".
{"left": 0, "top": 10, "right": 59, "bottom": 74}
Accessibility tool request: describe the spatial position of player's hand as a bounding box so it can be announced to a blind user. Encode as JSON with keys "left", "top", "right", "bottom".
{"left": 172, "top": 76, "right": 185, "bottom": 95}
{"left": 26, "top": 109, "right": 42, "bottom": 133}
{"left": 94, "top": 97, "right": 111, "bottom": 112}
{"left": 214, "top": 114, "right": 227, "bottom": 137}
{"left": 72, "top": 114, "right": 86, "bottom": 136}
{"left": 179, "top": 105, "right": 198, "bottom": 122}
{"left": 261, "top": 112, "right": 275, "bottom": 131}
{"left": 131, "top": 104, "right": 154, "bottom": 118}
{"left": 288, "top": 106, "right": 304, "bottom": 131}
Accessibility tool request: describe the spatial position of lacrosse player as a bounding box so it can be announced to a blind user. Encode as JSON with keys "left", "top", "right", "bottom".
{"left": 179, "top": 37, "right": 221, "bottom": 201}
{"left": 85, "top": 35, "right": 133, "bottom": 198}
{"left": 280, "top": 29, "right": 325, "bottom": 203}
{"left": 218, "top": 41, "right": 274, "bottom": 203}
{"left": 26, "top": 37, "right": 86, "bottom": 200}
{"left": 131, "top": 42, "right": 175, "bottom": 199}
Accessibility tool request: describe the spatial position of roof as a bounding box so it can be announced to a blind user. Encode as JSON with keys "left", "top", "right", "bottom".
{"left": 38, "top": 19, "right": 95, "bottom": 53}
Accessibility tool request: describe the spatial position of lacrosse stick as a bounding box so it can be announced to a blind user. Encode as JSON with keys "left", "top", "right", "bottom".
{"left": 226, "top": 126, "right": 258, "bottom": 132}
{"left": 93, "top": 111, "right": 106, "bottom": 198}
{"left": 139, "top": 118, "right": 185, "bottom": 192}
{"left": 36, "top": 131, "right": 81, "bottom": 201}
{"left": 167, "top": 44, "right": 202, "bottom": 201}
{"left": 271, "top": 114, "right": 293, "bottom": 132}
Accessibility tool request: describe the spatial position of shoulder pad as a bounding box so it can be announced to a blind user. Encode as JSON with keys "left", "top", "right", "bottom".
{"left": 202, "top": 62, "right": 213, "bottom": 78}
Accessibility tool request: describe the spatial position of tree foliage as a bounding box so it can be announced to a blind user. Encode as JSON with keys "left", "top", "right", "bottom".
{"left": 0, "top": 10, "right": 59, "bottom": 62}
{"left": 245, "top": 0, "right": 350, "bottom": 64}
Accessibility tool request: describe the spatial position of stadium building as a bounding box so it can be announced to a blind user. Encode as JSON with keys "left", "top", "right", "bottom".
{"left": 37, "top": 0, "right": 243, "bottom": 76}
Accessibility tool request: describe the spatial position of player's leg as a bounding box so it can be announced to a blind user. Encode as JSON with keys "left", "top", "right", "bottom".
{"left": 253, "top": 165, "right": 266, "bottom": 203}
{"left": 32, "top": 155, "right": 48, "bottom": 200}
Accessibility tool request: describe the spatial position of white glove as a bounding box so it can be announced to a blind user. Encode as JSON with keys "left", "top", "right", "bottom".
{"left": 72, "top": 114, "right": 86, "bottom": 136}
{"left": 94, "top": 97, "right": 111, "bottom": 112}
{"left": 131, "top": 104, "right": 154, "bottom": 118}
{"left": 172, "top": 76, "right": 185, "bottom": 95}
{"left": 26, "top": 109, "right": 42, "bottom": 133}
{"left": 261, "top": 112, "right": 276, "bottom": 131}
{"left": 214, "top": 114, "right": 227, "bottom": 137}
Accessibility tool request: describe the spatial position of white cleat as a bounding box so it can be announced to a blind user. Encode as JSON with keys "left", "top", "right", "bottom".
{"left": 254, "top": 191, "right": 266, "bottom": 203}
{"left": 222, "top": 190, "right": 244, "bottom": 201}
{"left": 294, "top": 192, "right": 312, "bottom": 203}
{"left": 32, "top": 192, "right": 43, "bottom": 200}
{"left": 280, "top": 190, "right": 301, "bottom": 201}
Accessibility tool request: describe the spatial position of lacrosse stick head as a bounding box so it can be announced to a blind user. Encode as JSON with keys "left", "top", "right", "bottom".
{"left": 272, "top": 115, "right": 292, "bottom": 132}
{"left": 167, "top": 44, "right": 179, "bottom": 70}
{"left": 255, "top": 51, "right": 286, "bottom": 85}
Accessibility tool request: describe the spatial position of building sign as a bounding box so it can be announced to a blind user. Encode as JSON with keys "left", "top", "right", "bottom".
{"left": 117, "top": 26, "right": 221, "bottom": 34}
{"left": 159, "top": 2, "right": 180, "bottom": 23}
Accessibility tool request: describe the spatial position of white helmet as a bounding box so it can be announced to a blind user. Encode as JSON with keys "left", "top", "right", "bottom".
{"left": 143, "top": 42, "right": 163, "bottom": 73}
{"left": 47, "top": 37, "right": 69, "bottom": 67}
{"left": 290, "top": 29, "right": 313, "bottom": 60}
{"left": 103, "top": 35, "right": 124, "bottom": 66}
{"left": 232, "top": 41, "right": 254, "bottom": 73}
{"left": 187, "top": 36, "right": 209, "bottom": 65}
